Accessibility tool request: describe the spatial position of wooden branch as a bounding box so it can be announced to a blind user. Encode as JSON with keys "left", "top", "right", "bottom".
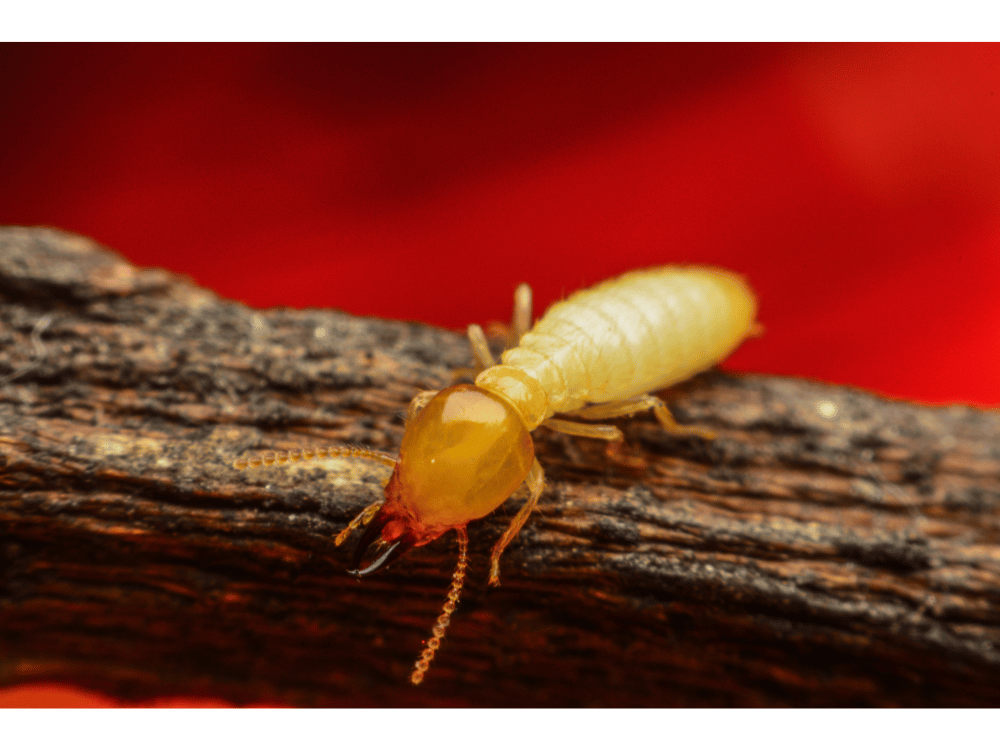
{"left": 2, "top": 227, "right": 999, "bottom": 707}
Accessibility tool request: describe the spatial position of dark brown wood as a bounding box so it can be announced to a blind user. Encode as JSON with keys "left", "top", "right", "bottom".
{"left": 1, "top": 226, "right": 999, "bottom": 706}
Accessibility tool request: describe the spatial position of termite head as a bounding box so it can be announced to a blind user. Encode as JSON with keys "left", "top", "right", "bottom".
{"left": 350, "top": 383, "right": 534, "bottom": 575}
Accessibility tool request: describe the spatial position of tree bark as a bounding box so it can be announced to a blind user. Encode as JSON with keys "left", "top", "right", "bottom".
{"left": 1, "top": 226, "right": 998, "bottom": 707}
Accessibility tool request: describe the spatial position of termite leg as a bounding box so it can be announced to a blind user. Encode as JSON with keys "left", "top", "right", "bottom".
{"left": 407, "top": 390, "right": 440, "bottom": 423}
{"left": 509, "top": 283, "right": 532, "bottom": 348}
{"left": 334, "top": 500, "right": 384, "bottom": 547}
{"left": 465, "top": 283, "right": 532, "bottom": 375}
{"left": 568, "top": 395, "right": 716, "bottom": 440}
{"left": 488, "top": 458, "right": 545, "bottom": 586}
{"left": 649, "top": 399, "right": 715, "bottom": 440}
{"left": 466, "top": 324, "right": 496, "bottom": 372}
{"left": 410, "top": 526, "right": 469, "bottom": 685}
{"left": 541, "top": 418, "right": 623, "bottom": 441}
{"left": 542, "top": 418, "right": 645, "bottom": 469}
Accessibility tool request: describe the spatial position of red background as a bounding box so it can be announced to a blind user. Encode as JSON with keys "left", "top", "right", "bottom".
{"left": 1, "top": 43, "right": 999, "bottom": 707}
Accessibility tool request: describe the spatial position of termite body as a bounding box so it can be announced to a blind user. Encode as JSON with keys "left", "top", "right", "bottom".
{"left": 237, "top": 265, "right": 757, "bottom": 684}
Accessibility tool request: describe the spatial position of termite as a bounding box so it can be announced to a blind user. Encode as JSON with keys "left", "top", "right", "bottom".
{"left": 235, "top": 265, "right": 757, "bottom": 684}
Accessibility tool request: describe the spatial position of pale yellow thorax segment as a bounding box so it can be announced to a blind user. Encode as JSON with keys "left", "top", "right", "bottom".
{"left": 478, "top": 266, "right": 756, "bottom": 425}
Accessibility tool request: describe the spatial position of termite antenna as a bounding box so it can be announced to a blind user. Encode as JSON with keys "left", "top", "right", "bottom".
{"left": 410, "top": 526, "right": 469, "bottom": 686}
{"left": 233, "top": 446, "right": 396, "bottom": 471}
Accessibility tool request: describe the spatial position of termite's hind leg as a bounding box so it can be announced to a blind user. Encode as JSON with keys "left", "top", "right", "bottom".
{"left": 569, "top": 395, "right": 715, "bottom": 440}
{"left": 464, "top": 283, "right": 532, "bottom": 377}
{"left": 650, "top": 397, "right": 715, "bottom": 440}
{"left": 509, "top": 283, "right": 532, "bottom": 348}
{"left": 541, "top": 418, "right": 645, "bottom": 469}
{"left": 488, "top": 458, "right": 545, "bottom": 586}
{"left": 334, "top": 500, "right": 384, "bottom": 547}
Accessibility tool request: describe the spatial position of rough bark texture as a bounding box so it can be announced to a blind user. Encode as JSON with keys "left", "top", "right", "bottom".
{"left": 1, "top": 227, "right": 999, "bottom": 707}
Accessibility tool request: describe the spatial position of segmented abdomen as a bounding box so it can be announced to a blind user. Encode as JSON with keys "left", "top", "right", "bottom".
{"left": 501, "top": 266, "right": 756, "bottom": 415}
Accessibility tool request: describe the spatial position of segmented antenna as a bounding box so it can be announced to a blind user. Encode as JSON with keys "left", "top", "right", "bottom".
{"left": 233, "top": 446, "right": 397, "bottom": 471}
{"left": 410, "top": 526, "right": 469, "bottom": 686}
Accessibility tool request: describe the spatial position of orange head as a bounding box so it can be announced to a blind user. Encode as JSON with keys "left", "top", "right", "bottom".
{"left": 350, "top": 383, "right": 535, "bottom": 575}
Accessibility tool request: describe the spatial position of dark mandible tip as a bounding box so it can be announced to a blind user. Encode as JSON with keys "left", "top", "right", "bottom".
{"left": 348, "top": 506, "right": 417, "bottom": 576}
{"left": 349, "top": 540, "right": 404, "bottom": 577}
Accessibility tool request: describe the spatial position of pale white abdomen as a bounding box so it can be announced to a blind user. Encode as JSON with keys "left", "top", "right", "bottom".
{"left": 487, "top": 266, "right": 756, "bottom": 423}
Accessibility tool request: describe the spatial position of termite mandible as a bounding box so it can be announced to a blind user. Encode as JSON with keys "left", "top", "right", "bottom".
{"left": 235, "top": 265, "right": 757, "bottom": 685}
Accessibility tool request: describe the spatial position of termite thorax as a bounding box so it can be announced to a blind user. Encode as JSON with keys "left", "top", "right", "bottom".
{"left": 475, "top": 365, "right": 548, "bottom": 429}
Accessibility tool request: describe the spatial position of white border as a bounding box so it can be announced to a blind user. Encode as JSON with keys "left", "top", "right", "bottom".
{"left": 4, "top": 1, "right": 999, "bottom": 42}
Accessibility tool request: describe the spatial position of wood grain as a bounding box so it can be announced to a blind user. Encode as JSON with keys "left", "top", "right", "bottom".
{"left": 1, "top": 227, "right": 998, "bottom": 706}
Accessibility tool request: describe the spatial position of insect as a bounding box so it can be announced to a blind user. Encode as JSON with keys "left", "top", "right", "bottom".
{"left": 236, "top": 265, "right": 757, "bottom": 684}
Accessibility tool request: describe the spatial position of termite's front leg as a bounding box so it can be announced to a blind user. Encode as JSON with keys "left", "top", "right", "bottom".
{"left": 406, "top": 390, "right": 440, "bottom": 424}
{"left": 334, "top": 500, "right": 384, "bottom": 547}
{"left": 488, "top": 458, "right": 544, "bottom": 586}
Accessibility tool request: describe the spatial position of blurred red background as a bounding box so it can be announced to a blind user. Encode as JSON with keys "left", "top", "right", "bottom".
{"left": 1, "top": 43, "right": 998, "bottom": 707}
